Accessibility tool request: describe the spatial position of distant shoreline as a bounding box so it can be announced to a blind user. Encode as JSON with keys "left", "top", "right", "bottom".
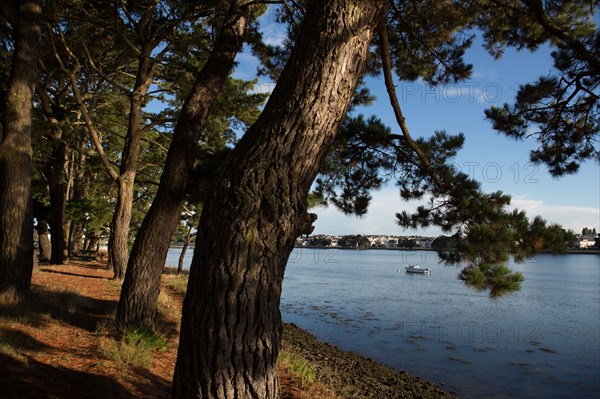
{"left": 168, "top": 243, "right": 599, "bottom": 255}
{"left": 293, "top": 245, "right": 600, "bottom": 255}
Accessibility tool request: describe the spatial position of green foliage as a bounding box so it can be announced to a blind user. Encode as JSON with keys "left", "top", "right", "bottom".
{"left": 431, "top": 235, "right": 457, "bottom": 251}
{"left": 306, "top": 191, "right": 325, "bottom": 209}
{"left": 317, "top": 115, "right": 466, "bottom": 215}
{"left": 458, "top": 264, "right": 524, "bottom": 298}
{"left": 337, "top": 235, "right": 371, "bottom": 249}
{"left": 22, "top": 0, "right": 269, "bottom": 256}
{"left": 316, "top": 115, "right": 396, "bottom": 215}
{"left": 386, "top": 0, "right": 474, "bottom": 85}
{"left": 308, "top": 236, "right": 332, "bottom": 247}
{"left": 207, "top": 77, "right": 268, "bottom": 145}
{"left": 480, "top": 0, "right": 599, "bottom": 176}
{"left": 397, "top": 171, "right": 574, "bottom": 296}
{"left": 581, "top": 227, "right": 597, "bottom": 236}
{"left": 398, "top": 238, "right": 417, "bottom": 248}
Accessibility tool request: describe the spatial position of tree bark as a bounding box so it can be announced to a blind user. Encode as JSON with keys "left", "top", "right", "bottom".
{"left": 68, "top": 137, "right": 87, "bottom": 255}
{"left": 0, "top": 0, "right": 42, "bottom": 299}
{"left": 177, "top": 230, "right": 194, "bottom": 275}
{"left": 36, "top": 84, "right": 69, "bottom": 263}
{"left": 36, "top": 219, "right": 52, "bottom": 262}
{"left": 52, "top": 5, "right": 160, "bottom": 279}
{"left": 86, "top": 234, "right": 99, "bottom": 252}
{"left": 172, "top": 1, "right": 385, "bottom": 398}
{"left": 48, "top": 137, "right": 68, "bottom": 264}
{"left": 108, "top": 46, "right": 155, "bottom": 279}
{"left": 68, "top": 221, "right": 84, "bottom": 255}
{"left": 116, "top": 1, "right": 250, "bottom": 328}
{"left": 109, "top": 177, "right": 136, "bottom": 279}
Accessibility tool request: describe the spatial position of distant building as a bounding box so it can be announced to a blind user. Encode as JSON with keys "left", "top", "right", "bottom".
{"left": 572, "top": 237, "right": 597, "bottom": 248}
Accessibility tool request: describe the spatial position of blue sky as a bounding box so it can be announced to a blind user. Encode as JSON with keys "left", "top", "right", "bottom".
{"left": 232, "top": 14, "right": 599, "bottom": 237}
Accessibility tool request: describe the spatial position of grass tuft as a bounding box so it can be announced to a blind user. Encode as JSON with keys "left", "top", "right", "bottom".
{"left": 99, "top": 327, "right": 168, "bottom": 370}
{"left": 161, "top": 274, "right": 189, "bottom": 294}
{"left": 279, "top": 351, "right": 317, "bottom": 387}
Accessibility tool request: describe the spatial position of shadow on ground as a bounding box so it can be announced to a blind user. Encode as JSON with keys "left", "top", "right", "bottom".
{"left": 0, "top": 351, "right": 170, "bottom": 399}
{"left": 0, "top": 286, "right": 117, "bottom": 331}
{"left": 0, "top": 275, "right": 173, "bottom": 399}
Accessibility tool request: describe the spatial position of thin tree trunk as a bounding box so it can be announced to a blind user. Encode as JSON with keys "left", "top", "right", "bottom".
{"left": 177, "top": 230, "right": 194, "bottom": 275}
{"left": 86, "top": 234, "right": 99, "bottom": 252}
{"left": 69, "top": 221, "right": 84, "bottom": 255}
{"left": 117, "top": 1, "right": 250, "bottom": 328}
{"left": 172, "top": 1, "right": 385, "bottom": 398}
{"left": 109, "top": 178, "right": 136, "bottom": 279}
{"left": 36, "top": 219, "right": 52, "bottom": 262}
{"left": 52, "top": 15, "right": 155, "bottom": 279}
{"left": 36, "top": 85, "right": 68, "bottom": 264}
{"left": 68, "top": 137, "right": 87, "bottom": 255}
{"left": 108, "top": 40, "right": 156, "bottom": 279}
{"left": 48, "top": 137, "right": 68, "bottom": 264}
{"left": 0, "top": 0, "right": 42, "bottom": 299}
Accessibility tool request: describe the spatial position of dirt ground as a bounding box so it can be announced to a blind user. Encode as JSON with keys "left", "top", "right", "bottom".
{"left": 0, "top": 262, "right": 453, "bottom": 399}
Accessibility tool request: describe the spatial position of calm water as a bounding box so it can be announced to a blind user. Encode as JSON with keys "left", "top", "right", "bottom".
{"left": 166, "top": 248, "right": 600, "bottom": 399}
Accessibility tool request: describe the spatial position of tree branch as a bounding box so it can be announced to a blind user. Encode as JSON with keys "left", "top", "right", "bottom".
{"left": 81, "top": 42, "right": 132, "bottom": 95}
{"left": 35, "top": 83, "right": 62, "bottom": 134}
{"left": 521, "top": 0, "right": 600, "bottom": 73}
{"left": 50, "top": 27, "right": 120, "bottom": 183}
{"left": 139, "top": 117, "right": 176, "bottom": 134}
{"left": 114, "top": 2, "right": 141, "bottom": 56}
{"left": 378, "top": 21, "right": 445, "bottom": 189}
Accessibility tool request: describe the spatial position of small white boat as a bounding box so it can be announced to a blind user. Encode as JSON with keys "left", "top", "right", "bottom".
{"left": 403, "top": 265, "right": 431, "bottom": 274}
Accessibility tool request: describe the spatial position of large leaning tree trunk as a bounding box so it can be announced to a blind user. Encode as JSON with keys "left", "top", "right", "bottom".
{"left": 116, "top": 1, "right": 251, "bottom": 329}
{"left": 0, "top": 0, "right": 42, "bottom": 299}
{"left": 172, "top": 1, "right": 386, "bottom": 398}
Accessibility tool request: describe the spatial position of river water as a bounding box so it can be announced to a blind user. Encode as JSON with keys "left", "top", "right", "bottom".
{"left": 166, "top": 247, "right": 600, "bottom": 398}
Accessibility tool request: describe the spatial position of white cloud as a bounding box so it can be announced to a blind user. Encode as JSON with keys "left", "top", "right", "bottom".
{"left": 471, "top": 68, "right": 499, "bottom": 80}
{"left": 312, "top": 189, "right": 441, "bottom": 236}
{"left": 259, "top": 15, "right": 288, "bottom": 47}
{"left": 511, "top": 197, "right": 600, "bottom": 232}
{"left": 310, "top": 190, "right": 599, "bottom": 237}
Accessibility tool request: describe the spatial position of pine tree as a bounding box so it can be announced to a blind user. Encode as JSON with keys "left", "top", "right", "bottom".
{"left": 0, "top": 0, "right": 43, "bottom": 299}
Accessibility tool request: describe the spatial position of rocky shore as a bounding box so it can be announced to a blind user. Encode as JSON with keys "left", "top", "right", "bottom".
{"left": 282, "top": 323, "right": 456, "bottom": 398}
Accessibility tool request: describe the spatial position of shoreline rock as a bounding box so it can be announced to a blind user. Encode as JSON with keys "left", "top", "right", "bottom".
{"left": 282, "top": 323, "right": 456, "bottom": 398}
